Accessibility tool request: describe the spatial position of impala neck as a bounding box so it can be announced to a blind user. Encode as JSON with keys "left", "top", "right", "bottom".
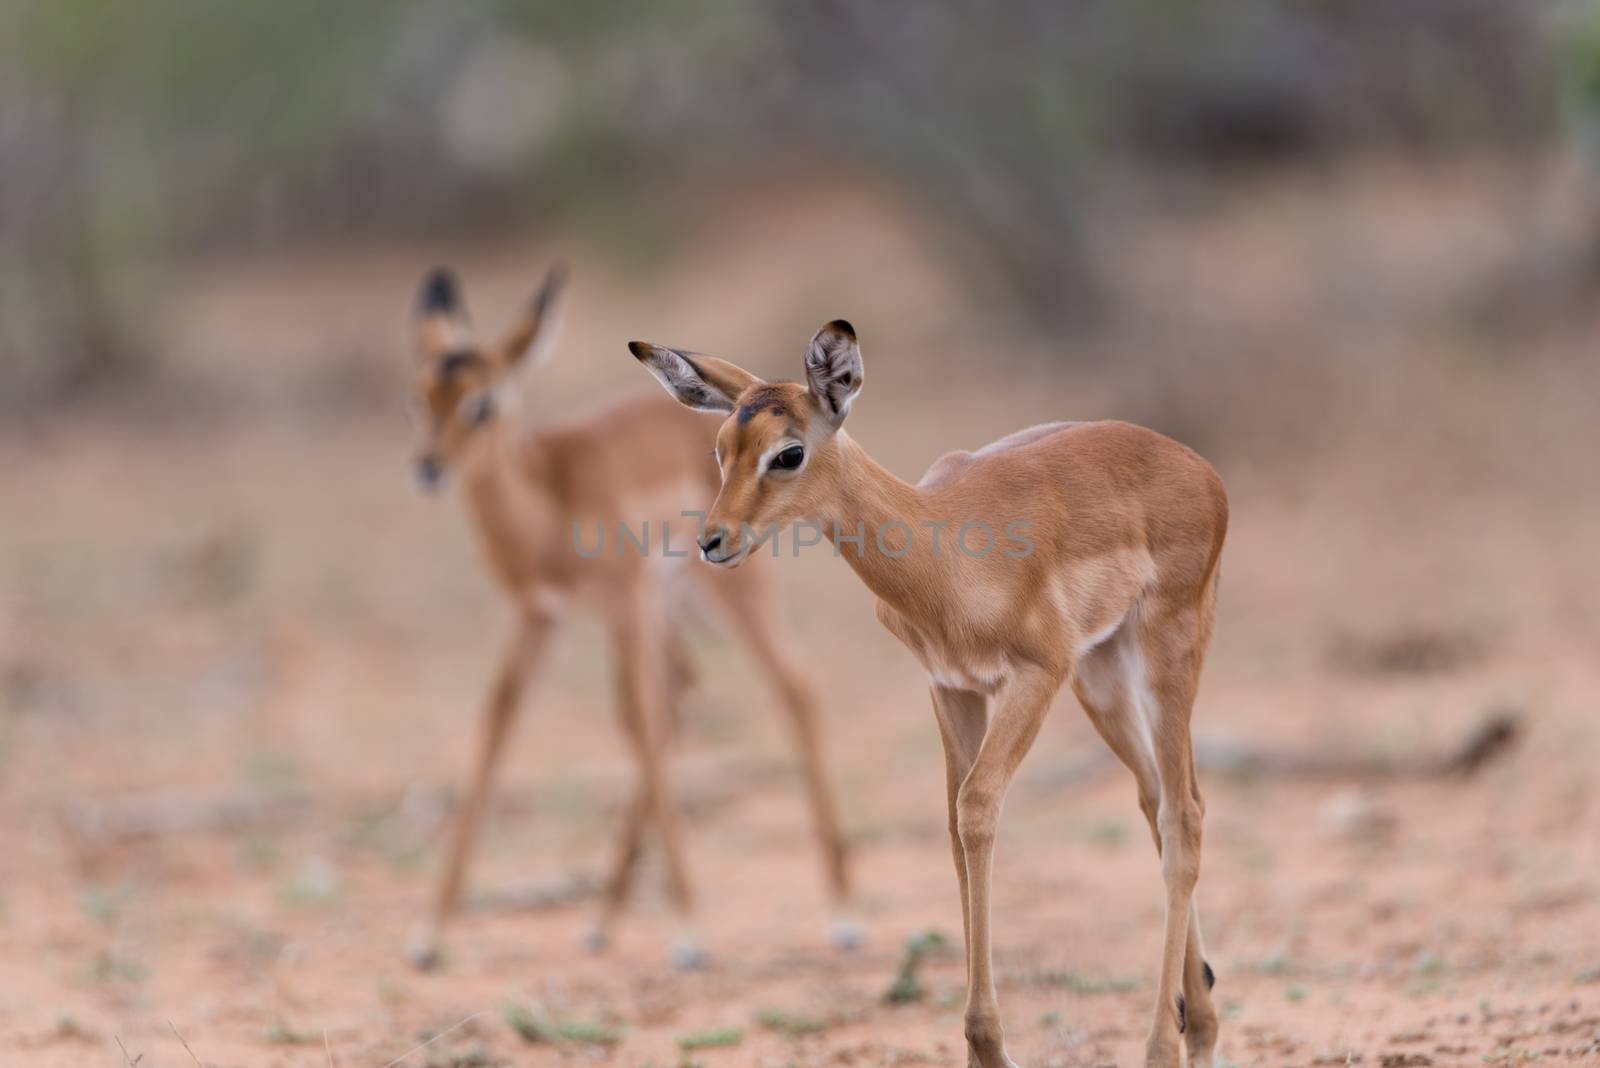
{"left": 457, "top": 416, "right": 558, "bottom": 570}
{"left": 820, "top": 432, "right": 949, "bottom": 614}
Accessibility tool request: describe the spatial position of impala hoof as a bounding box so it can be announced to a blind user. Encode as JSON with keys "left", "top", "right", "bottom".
{"left": 668, "top": 939, "right": 708, "bottom": 970}
{"left": 405, "top": 926, "right": 443, "bottom": 972}
{"left": 580, "top": 925, "right": 609, "bottom": 955}
{"left": 828, "top": 914, "right": 865, "bottom": 951}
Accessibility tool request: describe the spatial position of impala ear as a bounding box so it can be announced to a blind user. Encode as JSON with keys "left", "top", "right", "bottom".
{"left": 500, "top": 263, "right": 566, "bottom": 369}
{"left": 805, "top": 319, "right": 862, "bottom": 427}
{"left": 628, "top": 342, "right": 760, "bottom": 413}
{"left": 414, "top": 267, "right": 471, "bottom": 357}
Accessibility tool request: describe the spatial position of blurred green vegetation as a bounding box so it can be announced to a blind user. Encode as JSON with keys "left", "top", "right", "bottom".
{"left": 0, "top": 0, "right": 1585, "bottom": 405}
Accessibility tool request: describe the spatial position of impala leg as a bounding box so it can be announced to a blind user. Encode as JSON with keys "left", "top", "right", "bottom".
{"left": 704, "top": 567, "right": 856, "bottom": 944}
{"left": 609, "top": 585, "right": 702, "bottom": 967}
{"left": 930, "top": 686, "right": 989, "bottom": 960}
{"left": 409, "top": 614, "right": 552, "bottom": 970}
{"left": 954, "top": 668, "right": 1057, "bottom": 1068}
{"left": 1180, "top": 899, "right": 1220, "bottom": 1068}
{"left": 1136, "top": 603, "right": 1214, "bottom": 1068}
{"left": 586, "top": 633, "right": 692, "bottom": 953}
{"left": 1073, "top": 617, "right": 1218, "bottom": 1068}
{"left": 663, "top": 629, "right": 697, "bottom": 737}
{"left": 584, "top": 788, "right": 649, "bottom": 952}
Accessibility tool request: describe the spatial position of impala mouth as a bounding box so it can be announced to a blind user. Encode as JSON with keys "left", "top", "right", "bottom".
{"left": 701, "top": 542, "right": 751, "bottom": 568}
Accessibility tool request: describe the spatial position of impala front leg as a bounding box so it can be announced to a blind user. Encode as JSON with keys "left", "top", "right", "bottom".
{"left": 930, "top": 685, "right": 988, "bottom": 957}
{"left": 954, "top": 667, "right": 1058, "bottom": 1068}
{"left": 409, "top": 613, "right": 552, "bottom": 970}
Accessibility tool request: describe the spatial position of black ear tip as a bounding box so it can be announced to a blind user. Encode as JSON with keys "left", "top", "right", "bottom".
{"left": 532, "top": 263, "right": 568, "bottom": 313}
{"left": 826, "top": 319, "right": 856, "bottom": 340}
{"left": 627, "top": 341, "right": 654, "bottom": 360}
{"left": 421, "top": 268, "right": 459, "bottom": 312}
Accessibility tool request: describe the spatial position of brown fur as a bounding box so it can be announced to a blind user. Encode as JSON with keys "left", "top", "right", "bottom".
{"left": 633, "top": 323, "right": 1228, "bottom": 1068}
{"left": 404, "top": 270, "right": 853, "bottom": 969}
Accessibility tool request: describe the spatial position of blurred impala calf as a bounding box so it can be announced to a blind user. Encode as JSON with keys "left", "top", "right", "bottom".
{"left": 403, "top": 266, "right": 855, "bottom": 969}
{"left": 630, "top": 322, "right": 1227, "bottom": 1068}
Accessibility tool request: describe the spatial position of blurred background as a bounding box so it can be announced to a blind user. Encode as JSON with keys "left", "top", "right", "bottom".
{"left": 3, "top": 2, "right": 1599, "bottom": 1065}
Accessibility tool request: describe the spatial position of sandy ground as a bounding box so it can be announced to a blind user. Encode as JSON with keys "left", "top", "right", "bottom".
{"left": 2, "top": 175, "right": 1599, "bottom": 1067}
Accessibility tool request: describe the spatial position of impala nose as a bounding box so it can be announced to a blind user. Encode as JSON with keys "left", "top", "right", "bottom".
{"left": 698, "top": 530, "right": 724, "bottom": 558}
{"left": 415, "top": 455, "right": 444, "bottom": 492}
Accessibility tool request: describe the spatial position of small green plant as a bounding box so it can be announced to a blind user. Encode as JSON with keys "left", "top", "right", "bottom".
{"left": 755, "top": 1009, "right": 827, "bottom": 1037}
{"left": 87, "top": 951, "right": 146, "bottom": 983}
{"left": 1412, "top": 950, "right": 1444, "bottom": 976}
{"left": 263, "top": 1020, "right": 317, "bottom": 1045}
{"left": 1577, "top": 965, "right": 1600, "bottom": 984}
{"left": 238, "top": 833, "right": 281, "bottom": 872}
{"left": 1284, "top": 983, "right": 1308, "bottom": 1002}
{"left": 678, "top": 1027, "right": 744, "bottom": 1050}
{"left": 423, "top": 1047, "right": 495, "bottom": 1068}
{"left": 276, "top": 857, "right": 342, "bottom": 909}
{"left": 884, "top": 929, "right": 948, "bottom": 1004}
{"left": 553, "top": 1018, "right": 623, "bottom": 1046}
{"left": 240, "top": 749, "right": 305, "bottom": 793}
{"left": 1253, "top": 946, "right": 1293, "bottom": 975}
{"left": 1083, "top": 820, "right": 1129, "bottom": 848}
{"left": 79, "top": 884, "right": 128, "bottom": 928}
{"left": 1031, "top": 969, "right": 1141, "bottom": 996}
{"left": 501, "top": 1003, "right": 622, "bottom": 1046}
{"left": 502, "top": 1003, "right": 541, "bottom": 1042}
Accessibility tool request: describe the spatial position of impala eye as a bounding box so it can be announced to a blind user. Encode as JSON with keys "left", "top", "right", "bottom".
{"left": 770, "top": 444, "right": 805, "bottom": 471}
{"left": 458, "top": 391, "right": 495, "bottom": 425}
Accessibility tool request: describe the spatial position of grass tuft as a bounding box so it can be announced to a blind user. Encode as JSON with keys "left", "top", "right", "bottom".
{"left": 678, "top": 1027, "right": 744, "bottom": 1050}
{"left": 755, "top": 1008, "right": 828, "bottom": 1037}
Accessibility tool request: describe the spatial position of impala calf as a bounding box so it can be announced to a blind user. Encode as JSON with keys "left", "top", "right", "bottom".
{"left": 403, "top": 267, "right": 855, "bottom": 970}
{"left": 630, "top": 323, "right": 1227, "bottom": 1068}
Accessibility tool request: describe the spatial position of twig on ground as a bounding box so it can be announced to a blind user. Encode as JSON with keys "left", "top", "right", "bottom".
{"left": 380, "top": 1011, "right": 486, "bottom": 1068}
{"left": 114, "top": 1036, "right": 143, "bottom": 1067}
{"left": 168, "top": 1021, "right": 205, "bottom": 1067}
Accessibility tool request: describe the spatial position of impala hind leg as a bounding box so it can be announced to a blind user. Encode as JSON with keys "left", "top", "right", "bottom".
{"left": 951, "top": 668, "right": 1058, "bottom": 1068}
{"left": 701, "top": 565, "right": 856, "bottom": 946}
{"left": 1073, "top": 627, "right": 1217, "bottom": 1067}
{"left": 585, "top": 633, "right": 693, "bottom": 953}
{"left": 409, "top": 614, "right": 552, "bottom": 970}
{"left": 1074, "top": 606, "right": 1216, "bottom": 1068}
{"left": 607, "top": 585, "right": 703, "bottom": 968}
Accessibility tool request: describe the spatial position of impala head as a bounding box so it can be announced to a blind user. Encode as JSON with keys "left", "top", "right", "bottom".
{"left": 408, "top": 265, "right": 566, "bottom": 492}
{"left": 629, "top": 320, "right": 863, "bottom": 566}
